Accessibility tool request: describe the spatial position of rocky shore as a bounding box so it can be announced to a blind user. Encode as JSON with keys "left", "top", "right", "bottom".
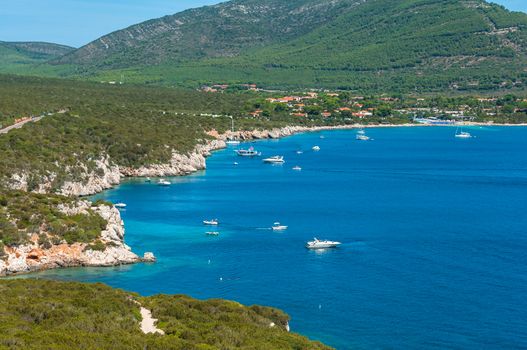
{"left": 0, "top": 202, "right": 157, "bottom": 276}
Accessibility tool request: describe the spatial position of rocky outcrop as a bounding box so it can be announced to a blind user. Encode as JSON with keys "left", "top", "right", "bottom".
{"left": 60, "top": 157, "right": 121, "bottom": 197}
{"left": 0, "top": 203, "right": 139, "bottom": 277}
{"left": 120, "top": 139, "right": 226, "bottom": 178}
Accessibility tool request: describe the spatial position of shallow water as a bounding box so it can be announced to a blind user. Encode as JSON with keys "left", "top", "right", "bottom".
{"left": 28, "top": 127, "right": 527, "bottom": 349}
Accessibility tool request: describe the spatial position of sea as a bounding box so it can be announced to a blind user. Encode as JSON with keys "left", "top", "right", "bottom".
{"left": 25, "top": 127, "right": 527, "bottom": 349}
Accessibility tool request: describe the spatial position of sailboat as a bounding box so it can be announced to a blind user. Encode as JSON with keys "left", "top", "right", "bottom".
{"left": 455, "top": 125, "right": 472, "bottom": 139}
{"left": 226, "top": 117, "right": 241, "bottom": 145}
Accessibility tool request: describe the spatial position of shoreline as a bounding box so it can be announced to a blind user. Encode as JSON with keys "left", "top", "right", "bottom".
{"left": 3, "top": 122, "right": 526, "bottom": 277}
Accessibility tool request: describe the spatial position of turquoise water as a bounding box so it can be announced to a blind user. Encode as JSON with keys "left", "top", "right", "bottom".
{"left": 29, "top": 127, "right": 527, "bottom": 349}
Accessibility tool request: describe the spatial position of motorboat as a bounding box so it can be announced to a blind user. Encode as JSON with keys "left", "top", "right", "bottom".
{"left": 263, "top": 156, "right": 285, "bottom": 164}
{"left": 455, "top": 131, "right": 472, "bottom": 139}
{"left": 203, "top": 219, "right": 219, "bottom": 226}
{"left": 296, "top": 150, "right": 304, "bottom": 155}
{"left": 357, "top": 129, "right": 366, "bottom": 135}
{"left": 114, "top": 203, "right": 127, "bottom": 209}
{"left": 206, "top": 232, "right": 220, "bottom": 236}
{"left": 236, "top": 147, "right": 261, "bottom": 157}
{"left": 145, "top": 177, "right": 152, "bottom": 183}
{"left": 306, "top": 238, "right": 342, "bottom": 249}
{"left": 356, "top": 134, "right": 370, "bottom": 141}
{"left": 272, "top": 222, "right": 288, "bottom": 231}
{"left": 312, "top": 146, "right": 321, "bottom": 151}
{"left": 158, "top": 179, "right": 171, "bottom": 186}
{"left": 292, "top": 166, "right": 302, "bottom": 171}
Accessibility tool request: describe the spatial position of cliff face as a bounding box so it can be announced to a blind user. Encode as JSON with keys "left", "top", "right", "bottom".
{"left": 0, "top": 203, "right": 138, "bottom": 276}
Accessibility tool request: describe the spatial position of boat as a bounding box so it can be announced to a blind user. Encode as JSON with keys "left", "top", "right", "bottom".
{"left": 272, "top": 222, "right": 288, "bottom": 231}
{"left": 455, "top": 131, "right": 472, "bottom": 139}
{"left": 226, "top": 117, "right": 240, "bottom": 145}
{"left": 312, "top": 146, "right": 321, "bottom": 151}
{"left": 455, "top": 126, "right": 472, "bottom": 139}
{"left": 114, "top": 203, "right": 127, "bottom": 209}
{"left": 356, "top": 134, "right": 370, "bottom": 141}
{"left": 236, "top": 147, "right": 261, "bottom": 157}
{"left": 292, "top": 166, "right": 302, "bottom": 171}
{"left": 357, "top": 129, "right": 366, "bottom": 135}
{"left": 203, "top": 219, "right": 219, "bottom": 226}
{"left": 206, "top": 232, "right": 220, "bottom": 236}
{"left": 158, "top": 179, "right": 171, "bottom": 186}
{"left": 233, "top": 162, "right": 239, "bottom": 165}
{"left": 306, "top": 238, "right": 342, "bottom": 249}
{"left": 145, "top": 177, "right": 152, "bottom": 183}
{"left": 263, "top": 156, "right": 285, "bottom": 164}
{"left": 296, "top": 150, "right": 304, "bottom": 155}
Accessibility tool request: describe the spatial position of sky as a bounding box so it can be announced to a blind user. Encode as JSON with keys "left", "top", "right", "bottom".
{"left": 0, "top": 0, "right": 525, "bottom": 48}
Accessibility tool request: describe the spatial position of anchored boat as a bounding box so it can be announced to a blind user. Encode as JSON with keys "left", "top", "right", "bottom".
{"left": 306, "top": 238, "right": 342, "bottom": 249}
{"left": 203, "top": 219, "right": 219, "bottom": 226}
{"left": 236, "top": 147, "right": 261, "bottom": 157}
{"left": 263, "top": 156, "right": 285, "bottom": 164}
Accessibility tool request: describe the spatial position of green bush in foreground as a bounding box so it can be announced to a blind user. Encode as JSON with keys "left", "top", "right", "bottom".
{"left": 0, "top": 279, "right": 332, "bottom": 349}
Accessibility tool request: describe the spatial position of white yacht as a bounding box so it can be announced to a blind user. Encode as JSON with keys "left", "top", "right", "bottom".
{"left": 158, "top": 179, "right": 171, "bottom": 186}
{"left": 312, "top": 146, "right": 321, "bottom": 151}
{"left": 357, "top": 129, "right": 366, "bottom": 135}
{"left": 114, "top": 203, "right": 127, "bottom": 209}
{"left": 263, "top": 156, "right": 285, "bottom": 164}
{"left": 236, "top": 147, "right": 261, "bottom": 157}
{"left": 455, "top": 131, "right": 472, "bottom": 139}
{"left": 296, "top": 150, "right": 304, "bottom": 155}
{"left": 206, "top": 231, "right": 220, "bottom": 236}
{"left": 203, "top": 219, "right": 219, "bottom": 226}
{"left": 272, "top": 222, "right": 288, "bottom": 231}
{"left": 306, "top": 238, "right": 342, "bottom": 249}
{"left": 292, "top": 166, "right": 302, "bottom": 171}
{"left": 356, "top": 134, "right": 370, "bottom": 141}
{"left": 226, "top": 140, "right": 241, "bottom": 145}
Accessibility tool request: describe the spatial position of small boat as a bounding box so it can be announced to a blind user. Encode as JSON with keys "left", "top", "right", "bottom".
{"left": 114, "top": 203, "right": 127, "bottom": 209}
{"left": 203, "top": 219, "right": 219, "bottom": 226}
{"left": 357, "top": 129, "right": 366, "bottom": 135}
{"left": 296, "top": 150, "right": 304, "bottom": 155}
{"left": 320, "top": 135, "right": 325, "bottom": 139}
{"left": 158, "top": 179, "right": 171, "bottom": 186}
{"left": 455, "top": 132, "right": 472, "bottom": 139}
{"left": 206, "top": 231, "right": 220, "bottom": 236}
{"left": 312, "top": 146, "right": 321, "bottom": 151}
{"left": 356, "top": 134, "right": 370, "bottom": 141}
{"left": 233, "top": 162, "right": 239, "bottom": 165}
{"left": 226, "top": 139, "right": 241, "bottom": 145}
{"left": 263, "top": 156, "right": 285, "bottom": 164}
{"left": 236, "top": 147, "right": 261, "bottom": 157}
{"left": 272, "top": 222, "right": 288, "bottom": 231}
{"left": 145, "top": 177, "right": 152, "bottom": 183}
{"left": 292, "top": 166, "right": 302, "bottom": 171}
{"left": 306, "top": 238, "right": 342, "bottom": 249}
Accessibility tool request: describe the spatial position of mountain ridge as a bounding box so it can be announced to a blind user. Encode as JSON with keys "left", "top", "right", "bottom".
{"left": 8, "top": 0, "right": 527, "bottom": 92}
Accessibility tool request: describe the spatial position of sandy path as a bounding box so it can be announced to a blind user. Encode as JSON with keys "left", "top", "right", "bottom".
{"left": 140, "top": 306, "right": 165, "bottom": 335}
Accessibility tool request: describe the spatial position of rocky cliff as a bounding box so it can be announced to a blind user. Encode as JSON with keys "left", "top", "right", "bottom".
{"left": 0, "top": 202, "right": 142, "bottom": 276}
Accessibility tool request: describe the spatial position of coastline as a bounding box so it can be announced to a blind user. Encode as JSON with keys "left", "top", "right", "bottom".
{"left": 2, "top": 122, "right": 526, "bottom": 276}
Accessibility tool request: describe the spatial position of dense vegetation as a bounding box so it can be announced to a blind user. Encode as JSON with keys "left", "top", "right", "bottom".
{"left": 0, "top": 41, "right": 74, "bottom": 75}
{"left": 0, "top": 191, "right": 106, "bottom": 249}
{"left": 8, "top": 0, "right": 526, "bottom": 93}
{"left": 0, "top": 279, "right": 332, "bottom": 349}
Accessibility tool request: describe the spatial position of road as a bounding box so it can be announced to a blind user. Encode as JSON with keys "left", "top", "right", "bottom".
{"left": 0, "top": 116, "right": 45, "bottom": 135}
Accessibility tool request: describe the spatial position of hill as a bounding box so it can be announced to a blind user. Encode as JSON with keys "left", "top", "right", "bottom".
{"left": 0, "top": 279, "right": 332, "bottom": 349}
{"left": 48, "top": 0, "right": 527, "bottom": 93}
{"left": 0, "top": 41, "right": 74, "bottom": 74}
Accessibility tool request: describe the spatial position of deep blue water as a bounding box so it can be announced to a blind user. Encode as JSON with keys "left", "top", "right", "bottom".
{"left": 27, "top": 127, "right": 527, "bottom": 349}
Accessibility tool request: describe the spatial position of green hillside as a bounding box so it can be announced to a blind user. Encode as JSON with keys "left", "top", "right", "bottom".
{"left": 46, "top": 0, "right": 527, "bottom": 93}
{"left": 0, "top": 279, "right": 331, "bottom": 349}
{"left": 0, "top": 41, "right": 74, "bottom": 74}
